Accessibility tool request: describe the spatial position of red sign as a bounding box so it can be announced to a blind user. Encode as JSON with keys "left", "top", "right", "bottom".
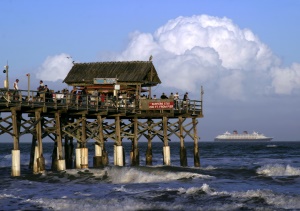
{"left": 149, "top": 101, "right": 174, "bottom": 109}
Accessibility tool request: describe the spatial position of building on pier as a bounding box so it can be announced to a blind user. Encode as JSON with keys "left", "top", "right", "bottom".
{"left": 0, "top": 60, "right": 203, "bottom": 177}
{"left": 63, "top": 61, "right": 161, "bottom": 98}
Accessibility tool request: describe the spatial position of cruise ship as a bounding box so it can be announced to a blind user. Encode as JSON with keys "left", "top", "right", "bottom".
{"left": 214, "top": 130, "right": 273, "bottom": 142}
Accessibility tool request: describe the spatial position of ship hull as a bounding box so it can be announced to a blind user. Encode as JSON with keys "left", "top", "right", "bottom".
{"left": 214, "top": 138, "right": 272, "bottom": 142}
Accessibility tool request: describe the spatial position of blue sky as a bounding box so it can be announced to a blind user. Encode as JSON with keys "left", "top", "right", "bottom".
{"left": 1, "top": 0, "right": 300, "bottom": 141}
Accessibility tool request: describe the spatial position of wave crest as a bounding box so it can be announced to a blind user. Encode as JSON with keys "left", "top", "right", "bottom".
{"left": 257, "top": 164, "right": 300, "bottom": 177}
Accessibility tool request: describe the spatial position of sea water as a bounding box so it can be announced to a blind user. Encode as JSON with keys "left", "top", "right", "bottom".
{"left": 1, "top": 141, "right": 300, "bottom": 210}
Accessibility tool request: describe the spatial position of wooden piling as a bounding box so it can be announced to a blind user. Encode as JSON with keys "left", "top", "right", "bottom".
{"left": 163, "top": 116, "right": 171, "bottom": 165}
{"left": 193, "top": 118, "right": 200, "bottom": 167}
{"left": 64, "top": 136, "right": 74, "bottom": 169}
{"left": 11, "top": 108, "right": 21, "bottom": 176}
{"left": 35, "top": 110, "right": 45, "bottom": 173}
{"left": 80, "top": 115, "right": 88, "bottom": 168}
{"left": 114, "top": 116, "right": 124, "bottom": 166}
{"left": 97, "top": 115, "right": 108, "bottom": 166}
{"left": 55, "top": 112, "right": 65, "bottom": 171}
{"left": 179, "top": 116, "right": 187, "bottom": 167}
{"left": 131, "top": 117, "right": 139, "bottom": 166}
{"left": 146, "top": 119, "right": 153, "bottom": 166}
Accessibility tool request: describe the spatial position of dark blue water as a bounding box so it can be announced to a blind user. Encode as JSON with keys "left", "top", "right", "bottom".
{"left": 1, "top": 141, "right": 300, "bottom": 210}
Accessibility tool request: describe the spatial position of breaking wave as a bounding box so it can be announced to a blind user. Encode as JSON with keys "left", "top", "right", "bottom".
{"left": 257, "top": 164, "right": 300, "bottom": 177}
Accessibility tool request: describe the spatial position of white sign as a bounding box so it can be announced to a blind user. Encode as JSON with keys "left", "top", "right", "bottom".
{"left": 114, "top": 84, "right": 120, "bottom": 90}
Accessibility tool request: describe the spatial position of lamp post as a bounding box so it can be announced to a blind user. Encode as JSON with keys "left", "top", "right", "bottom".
{"left": 3, "top": 64, "right": 9, "bottom": 91}
{"left": 3, "top": 64, "right": 9, "bottom": 102}
{"left": 26, "top": 73, "right": 30, "bottom": 101}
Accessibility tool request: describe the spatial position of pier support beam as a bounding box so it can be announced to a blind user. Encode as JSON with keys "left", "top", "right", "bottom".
{"left": 179, "top": 116, "right": 187, "bottom": 167}
{"left": 163, "top": 116, "right": 171, "bottom": 165}
{"left": 114, "top": 116, "right": 124, "bottom": 166}
{"left": 34, "top": 110, "right": 45, "bottom": 174}
{"left": 93, "top": 115, "right": 108, "bottom": 167}
{"left": 11, "top": 108, "right": 21, "bottom": 176}
{"left": 64, "top": 135, "right": 74, "bottom": 169}
{"left": 93, "top": 142, "right": 102, "bottom": 168}
{"left": 130, "top": 117, "right": 139, "bottom": 166}
{"left": 75, "top": 148, "right": 81, "bottom": 169}
{"left": 55, "top": 112, "right": 65, "bottom": 171}
{"left": 11, "top": 149, "right": 20, "bottom": 176}
{"left": 80, "top": 115, "right": 88, "bottom": 168}
{"left": 146, "top": 119, "right": 153, "bottom": 165}
{"left": 193, "top": 118, "right": 200, "bottom": 167}
{"left": 29, "top": 136, "right": 36, "bottom": 169}
{"left": 80, "top": 147, "right": 88, "bottom": 169}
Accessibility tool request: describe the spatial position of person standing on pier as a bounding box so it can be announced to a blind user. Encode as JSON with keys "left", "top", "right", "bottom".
{"left": 37, "top": 80, "right": 45, "bottom": 101}
{"left": 174, "top": 92, "right": 179, "bottom": 109}
{"left": 81, "top": 87, "right": 87, "bottom": 105}
{"left": 183, "top": 92, "right": 189, "bottom": 109}
{"left": 160, "top": 93, "right": 168, "bottom": 99}
{"left": 13, "top": 79, "right": 19, "bottom": 100}
{"left": 44, "top": 85, "right": 51, "bottom": 102}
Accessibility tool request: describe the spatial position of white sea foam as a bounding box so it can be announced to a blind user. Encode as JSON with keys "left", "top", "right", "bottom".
{"left": 231, "top": 189, "right": 300, "bottom": 210}
{"left": 202, "top": 165, "right": 218, "bottom": 170}
{"left": 257, "top": 164, "right": 300, "bottom": 176}
{"left": 106, "top": 167, "right": 213, "bottom": 184}
{"left": 16, "top": 196, "right": 189, "bottom": 211}
{"left": 180, "top": 184, "right": 300, "bottom": 210}
{"left": 266, "top": 144, "right": 277, "bottom": 148}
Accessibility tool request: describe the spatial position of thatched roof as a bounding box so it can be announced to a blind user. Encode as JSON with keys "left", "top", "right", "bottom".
{"left": 63, "top": 61, "right": 161, "bottom": 87}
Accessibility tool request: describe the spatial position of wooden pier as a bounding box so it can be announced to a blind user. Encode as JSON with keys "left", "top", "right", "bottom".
{"left": 0, "top": 60, "right": 203, "bottom": 176}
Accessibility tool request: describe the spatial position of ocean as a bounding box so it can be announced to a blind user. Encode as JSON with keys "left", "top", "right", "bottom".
{"left": 1, "top": 141, "right": 300, "bottom": 211}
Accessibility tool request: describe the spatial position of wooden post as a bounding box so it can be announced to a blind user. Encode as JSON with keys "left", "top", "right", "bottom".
{"left": 64, "top": 117, "right": 74, "bottom": 169}
{"left": 163, "top": 116, "right": 171, "bottom": 165}
{"left": 35, "top": 110, "right": 45, "bottom": 173}
{"left": 94, "top": 115, "right": 103, "bottom": 167}
{"left": 11, "top": 108, "right": 20, "bottom": 150}
{"left": 51, "top": 141, "right": 58, "bottom": 171}
{"left": 98, "top": 115, "right": 108, "bottom": 166}
{"left": 11, "top": 108, "right": 21, "bottom": 176}
{"left": 55, "top": 112, "right": 65, "bottom": 171}
{"left": 131, "top": 117, "right": 139, "bottom": 166}
{"left": 29, "top": 135, "right": 37, "bottom": 169}
{"left": 179, "top": 116, "right": 187, "bottom": 167}
{"left": 64, "top": 135, "right": 74, "bottom": 169}
{"left": 80, "top": 115, "right": 88, "bottom": 168}
{"left": 193, "top": 118, "right": 200, "bottom": 167}
{"left": 114, "top": 116, "right": 123, "bottom": 166}
{"left": 75, "top": 124, "right": 81, "bottom": 169}
{"left": 146, "top": 119, "right": 152, "bottom": 165}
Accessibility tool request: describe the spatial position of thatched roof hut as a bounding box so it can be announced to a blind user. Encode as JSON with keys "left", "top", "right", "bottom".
{"left": 63, "top": 61, "right": 161, "bottom": 96}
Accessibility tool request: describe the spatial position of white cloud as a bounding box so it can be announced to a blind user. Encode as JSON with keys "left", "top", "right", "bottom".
{"left": 36, "top": 53, "right": 73, "bottom": 82}
{"left": 37, "top": 15, "right": 300, "bottom": 100}
{"left": 271, "top": 63, "right": 300, "bottom": 94}
{"left": 112, "top": 14, "right": 299, "bottom": 99}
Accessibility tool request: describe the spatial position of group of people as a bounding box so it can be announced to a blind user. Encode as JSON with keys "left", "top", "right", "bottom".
{"left": 152, "top": 92, "right": 189, "bottom": 101}
{"left": 152, "top": 92, "right": 189, "bottom": 109}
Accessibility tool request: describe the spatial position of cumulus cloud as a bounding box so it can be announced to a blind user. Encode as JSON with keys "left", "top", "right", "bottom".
{"left": 37, "top": 15, "right": 300, "bottom": 99}
{"left": 36, "top": 53, "right": 73, "bottom": 82}
{"left": 271, "top": 63, "right": 300, "bottom": 94}
{"left": 113, "top": 15, "right": 299, "bottom": 99}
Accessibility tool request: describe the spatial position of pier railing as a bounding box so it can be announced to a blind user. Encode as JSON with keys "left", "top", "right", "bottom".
{"left": 0, "top": 89, "right": 202, "bottom": 115}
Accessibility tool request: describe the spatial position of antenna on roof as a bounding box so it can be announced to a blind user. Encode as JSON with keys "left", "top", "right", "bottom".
{"left": 149, "top": 55, "right": 153, "bottom": 61}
